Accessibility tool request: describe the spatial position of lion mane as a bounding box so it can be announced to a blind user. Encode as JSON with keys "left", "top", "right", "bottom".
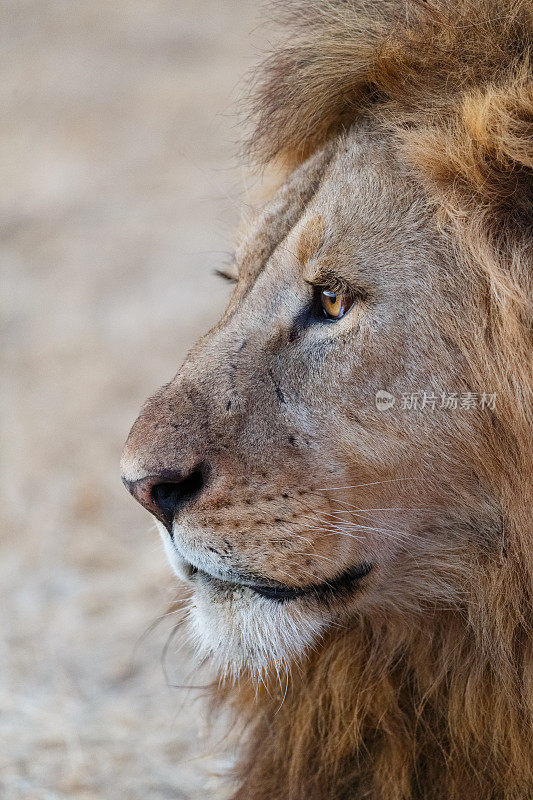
{"left": 209, "top": 2, "right": 533, "bottom": 798}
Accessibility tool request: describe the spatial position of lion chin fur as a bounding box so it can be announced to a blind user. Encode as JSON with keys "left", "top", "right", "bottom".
{"left": 195, "top": 2, "right": 533, "bottom": 798}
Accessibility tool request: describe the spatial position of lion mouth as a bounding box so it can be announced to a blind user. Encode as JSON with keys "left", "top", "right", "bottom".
{"left": 186, "top": 561, "right": 373, "bottom": 603}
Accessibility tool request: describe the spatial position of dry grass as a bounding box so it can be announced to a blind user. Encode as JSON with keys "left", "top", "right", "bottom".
{"left": 0, "top": 2, "right": 261, "bottom": 797}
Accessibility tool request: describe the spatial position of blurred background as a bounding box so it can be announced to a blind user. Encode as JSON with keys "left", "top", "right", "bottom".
{"left": 1, "top": 2, "right": 263, "bottom": 797}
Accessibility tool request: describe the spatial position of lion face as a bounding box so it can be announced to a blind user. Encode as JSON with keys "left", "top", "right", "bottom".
{"left": 121, "top": 126, "right": 498, "bottom": 678}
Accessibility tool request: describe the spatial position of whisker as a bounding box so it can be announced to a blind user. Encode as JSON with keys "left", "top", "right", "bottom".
{"left": 328, "top": 500, "right": 429, "bottom": 512}
{"left": 283, "top": 531, "right": 314, "bottom": 545}
{"left": 293, "top": 551, "right": 336, "bottom": 562}
{"left": 310, "top": 515, "right": 399, "bottom": 534}
{"left": 300, "top": 513, "right": 399, "bottom": 534}
{"left": 313, "top": 477, "right": 419, "bottom": 491}
{"left": 301, "top": 521, "right": 412, "bottom": 542}
{"left": 275, "top": 671, "right": 290, "bottom": 715}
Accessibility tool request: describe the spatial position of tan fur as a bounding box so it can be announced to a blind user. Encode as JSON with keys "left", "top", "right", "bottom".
{"left": 122, "top": 1, "right": 533, "bottom": 797}
{"left": 296, "top": 214, "right": 324, "bottom": 265}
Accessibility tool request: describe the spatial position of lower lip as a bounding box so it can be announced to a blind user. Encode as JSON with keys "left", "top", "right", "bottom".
{"left": 188, "top": 562, "right": 373, "bottom": 603}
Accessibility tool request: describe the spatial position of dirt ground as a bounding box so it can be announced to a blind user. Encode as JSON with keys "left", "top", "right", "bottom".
{"left": 1, "top": 2, "right": 262, "bottom": 797}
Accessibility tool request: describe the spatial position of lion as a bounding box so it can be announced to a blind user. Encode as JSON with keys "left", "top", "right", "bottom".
{"left": 121, "top": 1, "right": 533, "bottom": 797}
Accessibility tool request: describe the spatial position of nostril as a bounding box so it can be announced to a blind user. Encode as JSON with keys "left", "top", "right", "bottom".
{"left": 123, "top": 465, "right": 207, "bottom": 530}
{"left": 151, "top": 469, "right": 204, "bottom": 519}
{"left": 150, "top": 482, "right": 181, "bottom": 518}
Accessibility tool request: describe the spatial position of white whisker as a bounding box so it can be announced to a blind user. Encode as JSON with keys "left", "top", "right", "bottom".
{"left": 301, "top": 513, "right": 399, "bottom": 534}
{"left": 314, "top": 477, "right": 418, "bottom": 491}
{"left": 293, "top": 551, "right": 336, "bottom": 562}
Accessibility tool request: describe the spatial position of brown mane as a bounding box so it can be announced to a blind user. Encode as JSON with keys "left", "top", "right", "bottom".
{"left": 212, "top": 2, "right": 533, "bottom": 797}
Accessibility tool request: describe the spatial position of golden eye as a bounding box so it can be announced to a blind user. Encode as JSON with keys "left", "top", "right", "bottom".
{"left": 320, "top": 289, "right": 353, "bottom": 320}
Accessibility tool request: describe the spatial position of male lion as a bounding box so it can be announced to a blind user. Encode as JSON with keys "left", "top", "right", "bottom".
{"left": 121, "top": 1, "right": 533, "bottom": 797}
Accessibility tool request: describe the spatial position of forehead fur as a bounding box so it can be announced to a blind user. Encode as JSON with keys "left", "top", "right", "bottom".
{"left": 248, "top": 0, "right": 532, "bottom": 298}
{"left": 296, "top": 214, "right": 324, "bottom": 265}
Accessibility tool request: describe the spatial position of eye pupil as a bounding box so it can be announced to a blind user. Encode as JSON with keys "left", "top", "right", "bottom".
{"left": 321, "top": 290, "right": 344, "bottom": 319}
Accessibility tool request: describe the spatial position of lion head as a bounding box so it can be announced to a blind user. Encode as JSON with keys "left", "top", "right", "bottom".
{"left": 121, "top": 1, "right": 533, "bottom": 797}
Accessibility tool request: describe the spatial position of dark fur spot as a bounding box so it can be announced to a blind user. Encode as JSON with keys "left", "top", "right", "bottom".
{"left": 345, "top": 408, "right": 363, "bottom": 426}
{"left": 268, "top": 369, "right": 286, "bottom": 404}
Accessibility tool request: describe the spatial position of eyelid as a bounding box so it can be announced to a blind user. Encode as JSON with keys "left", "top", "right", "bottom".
{"left": 306, "top": 275, "right": 363, "bottom": 300}
{"left": 305, "top": 275, "right": 349, "bottom": 294}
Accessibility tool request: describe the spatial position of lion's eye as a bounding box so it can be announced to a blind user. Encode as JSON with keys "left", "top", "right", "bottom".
{"left": 320, "top": 290, "right": 354, "bottom": 320}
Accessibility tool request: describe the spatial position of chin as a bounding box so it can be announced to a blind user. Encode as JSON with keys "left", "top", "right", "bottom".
{"left": 156, "top": 522, "right": 372, "bottom": 681}
{"left": 186, "top": 573, "right": 330, "bottom": 682}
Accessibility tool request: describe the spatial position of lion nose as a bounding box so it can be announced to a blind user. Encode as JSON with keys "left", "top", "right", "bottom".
{"left": 123, "top": 466, "right": 207, "bottom": 530}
